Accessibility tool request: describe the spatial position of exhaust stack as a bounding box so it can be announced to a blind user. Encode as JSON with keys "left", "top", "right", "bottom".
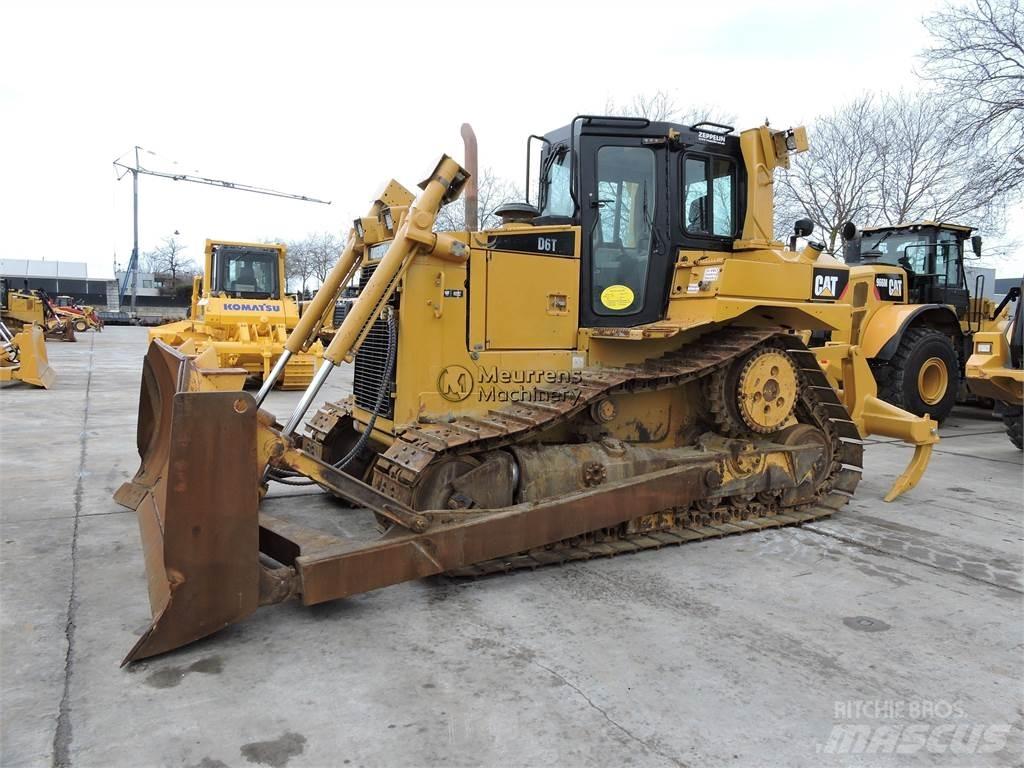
{"left": 461, "top": 123, "right": 478, "bottom": 231}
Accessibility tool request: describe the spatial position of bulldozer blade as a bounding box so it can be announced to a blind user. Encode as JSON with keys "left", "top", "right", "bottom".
{"left": 115, "top": 341, "right": 261, "bottom": 664}
{"left": 883, "top": 443, "right": 933, "bottom": 502}
{"left": 15, "top": 325, "right": 55, "bottom": 388}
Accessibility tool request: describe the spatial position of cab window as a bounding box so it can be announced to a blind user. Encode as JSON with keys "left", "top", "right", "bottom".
{"left": 212, "top": 246, "right": 280, "bottom": 299}
{"left": 590, "top": 145, "right": 656, "bottom": 316}
{"left": 683, "top": 155, "right": 735, "bottom": 237}
{"left": 540, "top": 147, "right": 574, "bottom": 217}
{"left": 873, "top": 234, "right": 929, "bottom": 274}
{"left": 935, "top": 229, "right": 959, "bottom": 286}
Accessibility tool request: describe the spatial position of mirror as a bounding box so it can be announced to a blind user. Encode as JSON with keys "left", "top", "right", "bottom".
{"left": 971, "top": 234, "right": 982, "bottom": 258}
{"left": 793, "top": 218, "right": 815, "bottom": 237}
{"left": 841, "top": 221, "right": 858, "bottom": 242}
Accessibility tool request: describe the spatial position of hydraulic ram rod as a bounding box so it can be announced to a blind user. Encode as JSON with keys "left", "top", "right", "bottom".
{"left": 277, "top": 155, "right": 469, "bottom": 439}
{"left": 254, "top": 232, "right": 362, "bottom": 406}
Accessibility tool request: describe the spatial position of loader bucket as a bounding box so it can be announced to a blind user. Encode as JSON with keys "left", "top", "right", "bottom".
{"left": 114, "top": 341, "right": 261, "bottom": 664}
{"left": 15, "top": 326, "right": 56, "bottom": 388}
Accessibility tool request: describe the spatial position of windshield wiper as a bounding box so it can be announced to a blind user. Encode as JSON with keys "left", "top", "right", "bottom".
{"left": 866, "top": 230, "right": 894, "bottom": 253}
{"left": 641, "top": 179, "right": 665, "bottom": 254}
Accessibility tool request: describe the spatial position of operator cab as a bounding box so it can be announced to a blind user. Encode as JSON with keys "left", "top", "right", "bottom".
{"left": 844, "top": 222, "right": 978, "bottom": 316}
{"left": 210, "top": 244, "right": 280, "bottom": 300}
{"left": 527, "top": 116, "right": 744, "bottom": 328}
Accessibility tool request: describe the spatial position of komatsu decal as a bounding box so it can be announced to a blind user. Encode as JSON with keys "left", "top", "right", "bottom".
{"left": 223, "top": 302, "right": 281, "bottom": 312}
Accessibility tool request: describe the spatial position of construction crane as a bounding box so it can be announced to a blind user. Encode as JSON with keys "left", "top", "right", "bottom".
{"left": 113, "top": 147, "right": 331, "bottom": 316}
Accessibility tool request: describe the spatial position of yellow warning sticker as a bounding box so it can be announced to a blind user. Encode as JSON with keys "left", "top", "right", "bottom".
{"left": 600, "top": 284, "right": 635, "bottom": 310}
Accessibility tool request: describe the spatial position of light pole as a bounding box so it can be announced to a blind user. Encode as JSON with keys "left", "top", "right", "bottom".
{"left": 131, "top": 146, "right": 139, "bottom": 316}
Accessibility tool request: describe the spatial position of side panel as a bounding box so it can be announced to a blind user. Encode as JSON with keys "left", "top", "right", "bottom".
{"left": 485, "top": 252, "right": 579, "bottom": 349}
{"left": 664, "top": 253, "right": 855, "bottom": 334}
{"left": 385, "top": 253, "right": 581, "bottom": 427}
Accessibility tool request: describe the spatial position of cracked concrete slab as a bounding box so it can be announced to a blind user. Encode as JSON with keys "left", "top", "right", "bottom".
{"left": 1, "top": 326, "right": 1021, "bottom": 767}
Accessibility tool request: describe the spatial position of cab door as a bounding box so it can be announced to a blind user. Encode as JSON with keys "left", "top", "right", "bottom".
{"left": 578, "top": 138, "right": 670, "bottom": 327}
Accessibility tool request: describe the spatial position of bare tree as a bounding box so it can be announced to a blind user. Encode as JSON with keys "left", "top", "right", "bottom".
{"left": 605, "top": 90, "right": 680, "bottom": 121}
{"left": 778, "top": 87, "right": 1020, "bottom": 255}
{"left": 141, "top": 249, "right": 163, "bottom": 275}
{"left": 872, "top": 91, "right": 1012, "bottom": 228}
{"left": 775, "top": 95, "right": 882, "bottom": 253}
{"left": 146, "top": 235, "right": 196, "bottom": 293}
{"left": 919, "top": 0, "right": 1024, "bottom": 196}
{"left": 307, "top": 232, "right": 342, "bottom": 284}
{"left": 435, "top": 168, "right": 523, "bottom": 231}
{"left": 283, "top": 237, "right": 315, "bottom": 295}
{"left": 605, "top": 89, "right": 737, "bottom": 126}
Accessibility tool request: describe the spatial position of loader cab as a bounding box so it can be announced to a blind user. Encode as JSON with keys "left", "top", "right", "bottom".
{"left": 529, "top": 116, "right": 744, "bottom": 328}
{"left": 207, "top": 243, "right": 283, "bottom": 300}
{"left": 844, "top": 223, "right": 973, "bottom": 317}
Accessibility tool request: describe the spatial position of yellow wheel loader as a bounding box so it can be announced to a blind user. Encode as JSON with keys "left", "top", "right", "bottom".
{"left": 1, "top": 284, "right": 76, "bottom": 342}
{"left": 0, "top": 321, "right": 56, "bottom": 388}
{"left": 148, "top": 240, "right": 324, "bottom": 389}
{"left": 966, "top": 278, "right": 1023, "bottom": 448}
{"left": 114, "top": 117, "right": 938, "bottom": 664}
{"left": 835, "top": 222, "right": 1006, "bottom": 421}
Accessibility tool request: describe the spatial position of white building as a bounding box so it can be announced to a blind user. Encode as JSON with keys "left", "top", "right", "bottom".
{"left": 113, "top": 270, "right": 163, "bottom": 297}
{"left": 0, "top": 259, "right": 113, "bottom": 304}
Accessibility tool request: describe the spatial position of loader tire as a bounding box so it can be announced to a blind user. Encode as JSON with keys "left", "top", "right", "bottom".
{"left": 73, "top": 319, "right": 88, "bottom": 333}
{"left": 874, "top": 327, "right": 958, "bottom": 421}
{"left": 1004, "top": 410, "right": 1023, "bottom": 450}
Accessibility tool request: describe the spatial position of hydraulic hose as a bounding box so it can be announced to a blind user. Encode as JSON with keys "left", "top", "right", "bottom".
{"left": 268, "top": 305, "right": 395, "bottom": 484}
{"left": 334, "top": 305, "right": 396, "bottom": 469}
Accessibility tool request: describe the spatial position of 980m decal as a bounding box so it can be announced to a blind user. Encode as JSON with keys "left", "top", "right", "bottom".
{"left": 488, "top": 231, "right": 575, "bottom": 257}
{"left": 874, "top": 272, "right": 905, "bottom": 301}
{"left": 811, "top": 268, "right": 849, "bottom": 301}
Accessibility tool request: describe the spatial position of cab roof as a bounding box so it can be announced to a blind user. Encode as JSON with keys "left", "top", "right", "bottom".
{"left": 860, "top": 221, "right": 974, "bottom": 236}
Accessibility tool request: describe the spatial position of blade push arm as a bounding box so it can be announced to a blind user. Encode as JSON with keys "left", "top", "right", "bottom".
{"left": 277, "top": 155, "right": 470, "bottom": 439}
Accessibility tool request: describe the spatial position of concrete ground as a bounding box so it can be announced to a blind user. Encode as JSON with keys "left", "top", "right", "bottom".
{"left": 1, "top": 326, "right": 1021, "bottom": 768}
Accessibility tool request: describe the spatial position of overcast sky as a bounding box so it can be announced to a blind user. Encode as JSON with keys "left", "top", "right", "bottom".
{"left": 2, "top": 0, "right": 1020, "bottom": 279}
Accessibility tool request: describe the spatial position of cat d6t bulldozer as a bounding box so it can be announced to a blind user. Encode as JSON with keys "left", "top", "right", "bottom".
{"left": 115, "top": 117, "right": 938, "bottom": 664}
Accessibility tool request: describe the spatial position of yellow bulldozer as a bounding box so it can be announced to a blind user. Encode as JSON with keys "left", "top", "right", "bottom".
{"left": 965, "top": 278, "right": 1023, "bottom": 448}
{"left": 0, "top": 321, "right": 55, "bottom": 388}
{"left": 836, "top": 222, "right": 1007, "bottom": 421}
{"left": 148, "top": 240, "right": 324, "bottom": 389}
{"left": 115, "top": 117, "right": 938, "bottom": 663}
{"left": 1, "top": 284, "right": 76, "bottom": 342}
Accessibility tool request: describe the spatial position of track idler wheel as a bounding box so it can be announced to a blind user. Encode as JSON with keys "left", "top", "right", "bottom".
{"left": 777, "top": 423, "right": 832, "bottom": 491}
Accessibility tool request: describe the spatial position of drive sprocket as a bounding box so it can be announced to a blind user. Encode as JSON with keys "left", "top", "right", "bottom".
{"left": 707, "top": 345, "right": 800, "bottom": 435}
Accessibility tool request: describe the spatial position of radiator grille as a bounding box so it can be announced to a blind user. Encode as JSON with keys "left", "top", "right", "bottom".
{"left": 353, "top": 314, "right": 396, "bottom": 418}
{"left": 332, "top": 300, "right": 351, "bottom": 327}
{"left": 359, "top": 261, "right": 378, "bottom": 287}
